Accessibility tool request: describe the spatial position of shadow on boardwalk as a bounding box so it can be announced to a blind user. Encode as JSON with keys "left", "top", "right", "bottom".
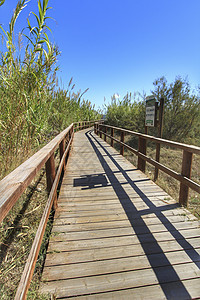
{"left": 73, "top": 130, "right": 200, "bottom": 299}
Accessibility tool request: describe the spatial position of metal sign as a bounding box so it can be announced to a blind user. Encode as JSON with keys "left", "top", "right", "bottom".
{"left": 145, "top": 96, "right": 156, "bottom": 127}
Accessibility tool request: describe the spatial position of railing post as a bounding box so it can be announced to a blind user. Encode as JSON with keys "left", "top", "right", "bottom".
{"left": 94, "top": 123, "right": 97, "bottom": 134}
{"left": 96, "top": 123, "right": 99, "bottom": 135}
{"left": 111, "top": 128, "right": 114, "bottom": 147}
{"left": 59, "top": 139, "right": 65, "bottom": 170}
{"left": 70, "top": 126, "right": 72, "bottom": 139}
{"left": 45, "top": 153, "right": 57, "bottom": 210}
{"left": 179, "top": 150, "right": 193, "bottom": 207}
{"left": 120, "top": 131, "right": 125, "bottom": 155}
{"left": 100, "top": 125, "right": 102, "bottom": 138}
{"left": 154, "top": 143, "right": 161, "bottom": 181}
{"left": 104, "top": 126, "right": 107, "bottom": 142}
{"left": 137, "top": 137, "right": 146, "bottom": 172}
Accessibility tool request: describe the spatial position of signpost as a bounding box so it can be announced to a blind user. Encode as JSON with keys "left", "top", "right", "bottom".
{"left": 145, "top": 96, "right": 156, "bottom": 127}
{"left": 144, "top": 96, "right": 165, "bottom": 181}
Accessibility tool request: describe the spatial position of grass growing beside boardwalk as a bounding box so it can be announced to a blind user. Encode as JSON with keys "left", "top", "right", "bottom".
{"left": 0, "top": 169, "right": 49, "bottom": 299}
{"left": 145, "top": 146, "right": 200, "bottom": 218}
{"left": 105, "top": 130, "right": 200, "bottom": 218}
{"left": 0, "top": 0, "right": 100, "bottom": 181}
{"left": 0, "top": 150, "right": 63, "bottom": 299}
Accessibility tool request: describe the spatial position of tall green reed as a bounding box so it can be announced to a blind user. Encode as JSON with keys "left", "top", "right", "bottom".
{"left": 0, "top": 0, "right": 99, "bottom": 178}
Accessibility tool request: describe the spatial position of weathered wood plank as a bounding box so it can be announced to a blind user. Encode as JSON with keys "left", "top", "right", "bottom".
{"left": 45, "top": 237, "right": 200, "bottom": 266}
{"left": 42, "top": 249, "right": 200, "bottom": 282}
{"left": 47, "top": 228, "right": 200, "bottom": 253}
{"left": 53, "top": 208, "right": 194, "bottom": 224}
{"left": 40, "top": 262, "right": 200, "bottom": 297}
{"left": 53, "top": 214, "right": 197, "bottom": 231}
{"left": 61, "top": 278, "right": 200, "bottom": 300}
{"left": 51, "top": 221, "right": 200, "bottom": 240}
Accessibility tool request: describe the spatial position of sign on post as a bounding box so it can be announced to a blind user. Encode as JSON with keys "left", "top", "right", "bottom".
{"left": 145, "top": 96, "right": 156, "bottom": 127}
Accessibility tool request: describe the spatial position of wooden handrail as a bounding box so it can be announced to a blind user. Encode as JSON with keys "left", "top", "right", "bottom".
{"left": 97, "top": 124, "right": 200, "bottom": 155}
{"left": 0, "top": 121, "right": 96, "bottom": 224}
{"left": 94, "top": 123, "right": 200, "bottom": 207}
{"left": 0, "top": 123, "right": 71, "bottom": 224}
{"left": 15, "top": 134, "right": 73, "bottom": 300}
{"left": 0, "top": 120, "right": 97, "bottom": 299}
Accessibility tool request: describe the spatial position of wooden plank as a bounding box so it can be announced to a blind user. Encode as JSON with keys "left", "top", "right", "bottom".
{"left": 45, "top": 237, "right": 200, "bottom": 266}
{"left": 42, "top": 249, "right": 200, "bottom": 281}
{"left": 58, "top": 192, "right": 173, "bottom": 202}
{"left": 54, "top": 213, "right": 196, "bottom": 229}
{"left": 40, "top": 262, "right": 200, "bottom": 297}
{"left": 53, "top": 214, "right": 197, "bottom": 230}
{"left": 61, "top": 278, "right": 200, "bottom": 300}
{"left": 54, "top": 207, "right": 193, "bottom": 222}
{"left": 47, "top": 228, "right": 200, "bottom": 252}
{"left": 51, "top": 221, "right": 200, "bottom": 240}
{"left": 55, "top": 198, "right": 178, "bottom": 210}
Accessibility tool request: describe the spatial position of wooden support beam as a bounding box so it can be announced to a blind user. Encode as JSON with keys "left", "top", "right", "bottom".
{"left": 104, "top": 126, "right": 107, "bottom": 142}
{"left": 45, "top": 154, "right": 57, "bottom": 210}
{"left": 100, "top": 125, "right": 102, "bottom": 138}
{"left": 96, "top": 123, "right": 99, "bottom": 135}
{"left": 137, "top": 137, "right": 147, "bottom": 172}
{"left": 179, "top": 150, "right": 193, "bottom": 207}
{"left": 59, "top": 140, "right": 65, "bottom": 171}
{"left": 120, "top": 131, "right": 125, "bottom": 155}
{"left": 111, "top": 128, "right": 114, "bottom": 147}
{"left": 154, "top": 143, "right": 161, "bottom": 181}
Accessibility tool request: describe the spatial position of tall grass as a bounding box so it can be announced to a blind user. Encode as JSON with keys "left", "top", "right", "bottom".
{"left": 0, "top": 0, "right": 99, "bottom": 178}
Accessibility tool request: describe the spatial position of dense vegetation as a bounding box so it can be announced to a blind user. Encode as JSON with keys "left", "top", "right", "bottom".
{"left": 0, "top": 0, "right": 99, "bottom": 179}
{"left": 106, "top": 76, "right": 200, "bottom": 145}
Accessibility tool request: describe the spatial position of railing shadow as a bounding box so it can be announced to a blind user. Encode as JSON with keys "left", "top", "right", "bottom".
{"left": 75, "top": 129, "right": 200, "bottom": 299}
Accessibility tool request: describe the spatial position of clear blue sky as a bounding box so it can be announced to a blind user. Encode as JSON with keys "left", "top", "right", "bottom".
{"left": 1, "top": 0, "right": 200, "bottom": 110}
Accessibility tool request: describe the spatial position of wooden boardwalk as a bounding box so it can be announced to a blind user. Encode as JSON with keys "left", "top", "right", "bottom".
{"left": 40, "top": 128, "right": 200, "bottom": 299}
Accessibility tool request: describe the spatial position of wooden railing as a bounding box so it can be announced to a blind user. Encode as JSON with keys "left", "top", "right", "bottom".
{"left": 0, "top": 120, "right": 96, "bottom": 299}
{"left": 94, "top": 123, "right": 200, "bottom": 207}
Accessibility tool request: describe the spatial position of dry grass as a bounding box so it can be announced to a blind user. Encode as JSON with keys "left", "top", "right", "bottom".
{"left": 144, "top": 146, "right": 200, "bottom": 218}
{"left": 0, "top": 169, "right": 49, "bottom": 299}
{"left": 0, "top": 151, "right": 61, "bottom": 299}
{"left": 104, "top": 130, "right": 200, "bottom": 218}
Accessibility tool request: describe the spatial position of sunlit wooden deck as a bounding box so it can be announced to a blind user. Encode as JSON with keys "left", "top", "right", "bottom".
{"left": 40, "top": 128, "right": 200, "bottom": 299}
